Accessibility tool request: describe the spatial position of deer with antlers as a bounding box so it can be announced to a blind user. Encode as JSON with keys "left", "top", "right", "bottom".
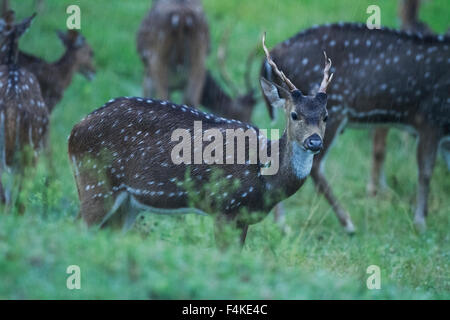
{"left": 136, "top": 0, "right": 209, "bottom": 106}
{"left": 68, "top": 33, "right": 333, "bottom": 246}
{"left": 0, "top": 11, "right": 48, "bottom": 208}
{"left": 17, "top": 29, "right": 95, "bottom": 114}
{"left": 262, "top": 23, "right": 449, "bottom": 232}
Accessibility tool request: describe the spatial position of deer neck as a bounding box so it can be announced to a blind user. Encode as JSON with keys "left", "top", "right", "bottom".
{"left": 263, "top": 131, "right": 313, "bottom": 200}
{"left": 1, "top": 33, "right": 18, "bottom": 66}
{"left": 201, "top": 72, "right": 233, "bottom": 114}
{"left": 54, "top": 48, "right": 77, "bottom": 88}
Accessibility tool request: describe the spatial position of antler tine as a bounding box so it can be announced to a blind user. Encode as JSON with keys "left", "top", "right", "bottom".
{"left": 217, "top": 27, "right": 239, "bottom": 96}
{"left": 262, "top": 32, "right": 297, "bottom": 91}
{"left": 318, "top": 51, "right": 334, "bottom": 93}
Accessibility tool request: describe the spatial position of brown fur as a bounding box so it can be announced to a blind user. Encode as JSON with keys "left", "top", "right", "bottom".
{"left": 0, "top": 12, "right": 48, "bottom": 207}
{"left": 262, "top": 23, "right": 449, "bottom": 232}
{"left": 369, "top": 0, "right": 433, "bottom": 197}
{"left": 136, "top": 0, "right": 210, "bottom": 106}
{"left": 68, "top": 62, "right": 329, "bottom": 245}
{"left": 17, "top": 30, "right": 95, "bottom": 113}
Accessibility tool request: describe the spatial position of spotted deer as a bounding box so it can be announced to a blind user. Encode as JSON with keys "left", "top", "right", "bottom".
{"left": 17, "top": 29, "right": 95, "bottom": 113}
{"left": 68, "top": 33, "right": 333, "bottom": 246}
{"left": 0, "top": 12, "right": 48, "bottom": 207}
{"left": 262, "top": 23, "right": 449, "bottom": 232}
{"left": 136, "top": 0, "right": 209, "bottom": 106}
{"left": 369, "top": 0, "right": 433, "bottom": 196}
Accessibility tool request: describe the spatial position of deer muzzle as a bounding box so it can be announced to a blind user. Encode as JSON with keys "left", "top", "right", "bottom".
{"left": 303, "top": 133, "right": 323, "bottom": 153}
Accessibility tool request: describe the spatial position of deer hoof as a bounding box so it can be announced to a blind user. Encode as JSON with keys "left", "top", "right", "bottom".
{"left": 366, "top": 182, "right": 378, "bottom": 197}
{"left": 344, "top": 220, "right": 356, "bottom": 234}
{"left": 414, "top": 217, "right": 427, "bottom": 233}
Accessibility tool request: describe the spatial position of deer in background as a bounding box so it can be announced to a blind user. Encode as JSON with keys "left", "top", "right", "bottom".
{"left": 368, "top": 0, "right": 434, "bottom": 196}
{"left": 262, "top": 23, "right": 449, "bottom": 232}
{"left": 68, "top": 33, "right": 333, "bottom": 246}
{"left": 17, "top": 29, "right": 95, "bottom": 113}
{"left": 136, "top": 0, "right": 209, "bottom": 106}
{"left": 0, "top": 11, "right": 48, "bottom": 208}
{"left": 200, "top": 30, "right": 257, "bottom": 123}
{"left": 14, "top": 29, "right": 95, "bottom": 178}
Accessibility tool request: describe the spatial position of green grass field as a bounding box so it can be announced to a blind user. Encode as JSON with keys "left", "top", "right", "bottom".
{"left": 1, "top": 0, "right": 449, "bottom": 299}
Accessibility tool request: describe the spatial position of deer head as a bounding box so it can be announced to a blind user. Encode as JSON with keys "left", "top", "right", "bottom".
{"left": 0, "top": 11, "right": 36, "bottom": 65}
{"left": 57, "top": 29, "right": 96, "bottom": 80}
{"left": 260, "top": 32, "right": 332, "bottom": 153}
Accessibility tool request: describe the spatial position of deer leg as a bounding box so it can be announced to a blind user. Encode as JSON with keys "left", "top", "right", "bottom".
{"left": 214, "top": 214, "right": 228, "bottom": 250}
{"left": 367, "top": 127, "right": 389, "bottom": 196}
{"left": 9, "top": 169, "right": 25, "bottom": 214}
{"left": 0, "top": 181, "right": 5, "bottom": 205}
{"left": 184, "top": 41, "right": 207, "bottom": 106}
{"left": 414, "top": 130, "right": 439, "bottom": 231}
{"left": 311, "top": 115, "right": 355, "bottom": 233}
{"left": 74, "top": 164, "right": 117, "bottom": 227}
{"left": 99, "top": 192, "right": 139, "bottom": 232}
{"left": 273, "top": 202, "right": 285, "bottom": 224}
{"left": 42, "top": 132, "right": 55, "bottom": 213}
{"left": 0, "top": 167, "right": 6, "bottom": 205}
{"left": 148, "top": 54, "right": 169, "bottom": 101}
{"left": 44, "top": 133, "right": 54, "bottom": 178}
{"left": 142, "top": 68, "right": 155, "bottom": 98}
{"left": 273, "top": 202, "right": 290, "bottom": 234}
{"left": 440, "top": 138, "right": 450, "bottom": 170}
{"left": 16, "top": 174, "right": 25, "bottom": 214}
{"left": 237, "top": 221, "right": 249, "bottom": 248}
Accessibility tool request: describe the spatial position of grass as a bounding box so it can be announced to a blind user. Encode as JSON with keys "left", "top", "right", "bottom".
{"left": 0, "top": 0, "right": 448, "bottom": 299}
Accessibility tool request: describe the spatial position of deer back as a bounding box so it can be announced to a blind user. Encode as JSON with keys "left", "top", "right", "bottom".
{"left": 68, "top": 97, "right": 270, "bottom": 217}
{"left": 136, "top": 0, "right": 210, "bottom": 66}
{"left": 263, "top": 23, "right": 450, "bottom": 128}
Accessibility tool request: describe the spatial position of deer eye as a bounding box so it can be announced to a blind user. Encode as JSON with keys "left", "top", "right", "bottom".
{"left": 291, "top": 112, "right": 298, "bottom": 121}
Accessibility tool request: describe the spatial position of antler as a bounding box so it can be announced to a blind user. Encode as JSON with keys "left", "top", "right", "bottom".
{"left": 318, "top": 51, "right": 333, "bottom": 93}
{"left": 262, "top": 32, "right": 297, "bottom": 91}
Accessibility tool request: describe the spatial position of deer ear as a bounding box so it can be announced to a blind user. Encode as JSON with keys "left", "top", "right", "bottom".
{"left": 16, "top": 13, "right": 36, "bottom": 37}
{"left": 73, "top": 32, "right": 85, "bottom": 48}
{"left": 57, "top": 30, "right": 67, "bottom": 44}
{"left": 260, "top": 77, "right": 290, "bottom": 110}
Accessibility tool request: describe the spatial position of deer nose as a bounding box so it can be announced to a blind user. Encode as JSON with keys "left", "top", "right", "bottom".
{"left": 304, "top": 134, "right": 323, "bottom": 153}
